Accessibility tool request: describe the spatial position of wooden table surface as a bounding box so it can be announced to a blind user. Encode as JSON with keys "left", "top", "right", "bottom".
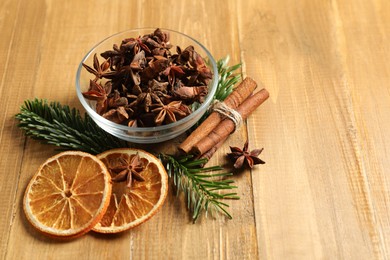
{"left": 1, "top": 0, "right": 390, "bottom": 259}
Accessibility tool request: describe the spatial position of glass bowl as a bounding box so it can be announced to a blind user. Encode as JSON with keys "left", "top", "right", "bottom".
{"left": 76, "top": 28, "right": 218, "bottom": 143}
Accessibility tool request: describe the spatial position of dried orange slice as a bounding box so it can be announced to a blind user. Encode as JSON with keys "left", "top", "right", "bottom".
{"left": 23, "top": 151, "right": 112, "bottom": 238}
{"left": 94, "top": 148, "right": 168, "bottom": 233}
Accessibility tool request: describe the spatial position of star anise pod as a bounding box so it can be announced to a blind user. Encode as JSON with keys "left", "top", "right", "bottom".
{"left": 151, "top": 100, "right": 189, "bottom": 126}
{"left": 114, "top": 50, "right": 146, "bottom": 87}
{"left": 101, "top": 43, "right": 127, "bottom": 70}
{"left": 121, "top": 35, "right": 151, "bottom": 55}
{"left": 150, "top": 28, "right": 170, "bottom": 46}
{"left": 227, "top": 141, "right": 265, "bottom": 169}
{"left": 147, "top": 79, "right": 171, "bottom": 103}
{"left": 146, "top": 28, "right": 172, "bottom": 56}
{"left": 102, "top": 106, "right": 129, "bottom": 124}
{"left": 163, "top": 64, "right": 185, "bottom": 86}
{"left": 82, "top": 80, "right": 112, "bottom": 114}
{"left": 127, "top": 119, "right": 138, "bottom": 127}
{"left": 129, "top": 50, "right": 147, "bottom": 71}
{"left": 107, "top": 89, "right": 128, "bottom": 108}
{"left": 141, "top": 56, "right": 169, "bottom": 81}
{"left": 173, "top": 80, "right": 208, "bottom": 103}
{"left": 187, "top": 47, "right": 213, "bottom": 85}
{"left": 131, "top": 89, "right": 159, "bottom": 113}
{"left": 82, "top": 53, "right": 116, "bottom": 81}
{"left": 109, "top": 153, "right": 145, "bottom": 188}
{"left": 173, "top": 45, "right": 191, "bottom": 65}
{"left": 129, "top": 80, "right": 169, "bottom": 113}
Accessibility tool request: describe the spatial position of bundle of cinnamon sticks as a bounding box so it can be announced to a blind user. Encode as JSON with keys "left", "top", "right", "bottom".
{"left": 179, "top": 77, "right": 269, "bottom": 161}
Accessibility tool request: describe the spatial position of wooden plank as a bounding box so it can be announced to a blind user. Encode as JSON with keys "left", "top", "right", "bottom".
{"left": 336, "top": 0, "right": 390, "bottom": 256}
{"left": 0, "top": 0, "right": 47, "bottom": 258}
{"left": 5, "top": 0, "right": 258, "bottom": 259}
{"left": 238, "top": 0, "right": 389, "bottom": 258}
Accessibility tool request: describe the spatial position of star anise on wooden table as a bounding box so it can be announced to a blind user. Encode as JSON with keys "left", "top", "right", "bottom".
{"left": 227, "top": 141, "right": 265, "bottom": 169}
{"left": 109, "top": 153, "right": 145, "bottom": 188}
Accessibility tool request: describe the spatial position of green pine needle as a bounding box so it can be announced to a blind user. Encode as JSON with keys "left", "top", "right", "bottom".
{"left": 215, "top": 55, "right": 241, "bottom": 101}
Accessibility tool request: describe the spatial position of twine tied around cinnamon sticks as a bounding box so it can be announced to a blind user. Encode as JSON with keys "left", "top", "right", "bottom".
{"left": 178, "top": 77, "right": 269, "bottom": 162}
{"left": 211, "top": 100, "right": 243, "bottom": 132}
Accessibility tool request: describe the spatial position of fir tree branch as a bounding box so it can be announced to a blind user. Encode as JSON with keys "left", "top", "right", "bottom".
{"left": 159, "top": 153, "right": 240, "bottom": 222}
{"left": 15, "top": 99, "right": 129, "bottom": 154}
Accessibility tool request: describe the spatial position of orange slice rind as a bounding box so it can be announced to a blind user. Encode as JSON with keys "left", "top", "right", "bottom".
{"left": 94, "top": 148, "right": 168, "bottom": 233}
{"left": 23, "top": 151, "right": 112, "bottom": 238}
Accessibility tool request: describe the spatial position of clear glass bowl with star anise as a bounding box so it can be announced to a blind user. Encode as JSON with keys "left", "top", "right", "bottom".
{"left": 76, "top": 28, "right": 218, "bottom": 143}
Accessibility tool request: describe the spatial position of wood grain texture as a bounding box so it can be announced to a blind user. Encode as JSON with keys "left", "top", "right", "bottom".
{"left": 1, "top": 0, "right": 389, "bottom": 259}
{"left": 238, "top": 0, "right": 390, "bottom": 259}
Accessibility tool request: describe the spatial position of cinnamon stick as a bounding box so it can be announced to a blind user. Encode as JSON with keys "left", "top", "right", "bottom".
{"left": 178, "top": 77, "right": 258, "bottom": 153}
{"left": 198, "top": 135, "right": 228, "bottom": 162}
{"left": 192, "top": 88, "right": 269, "bottom": 156}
